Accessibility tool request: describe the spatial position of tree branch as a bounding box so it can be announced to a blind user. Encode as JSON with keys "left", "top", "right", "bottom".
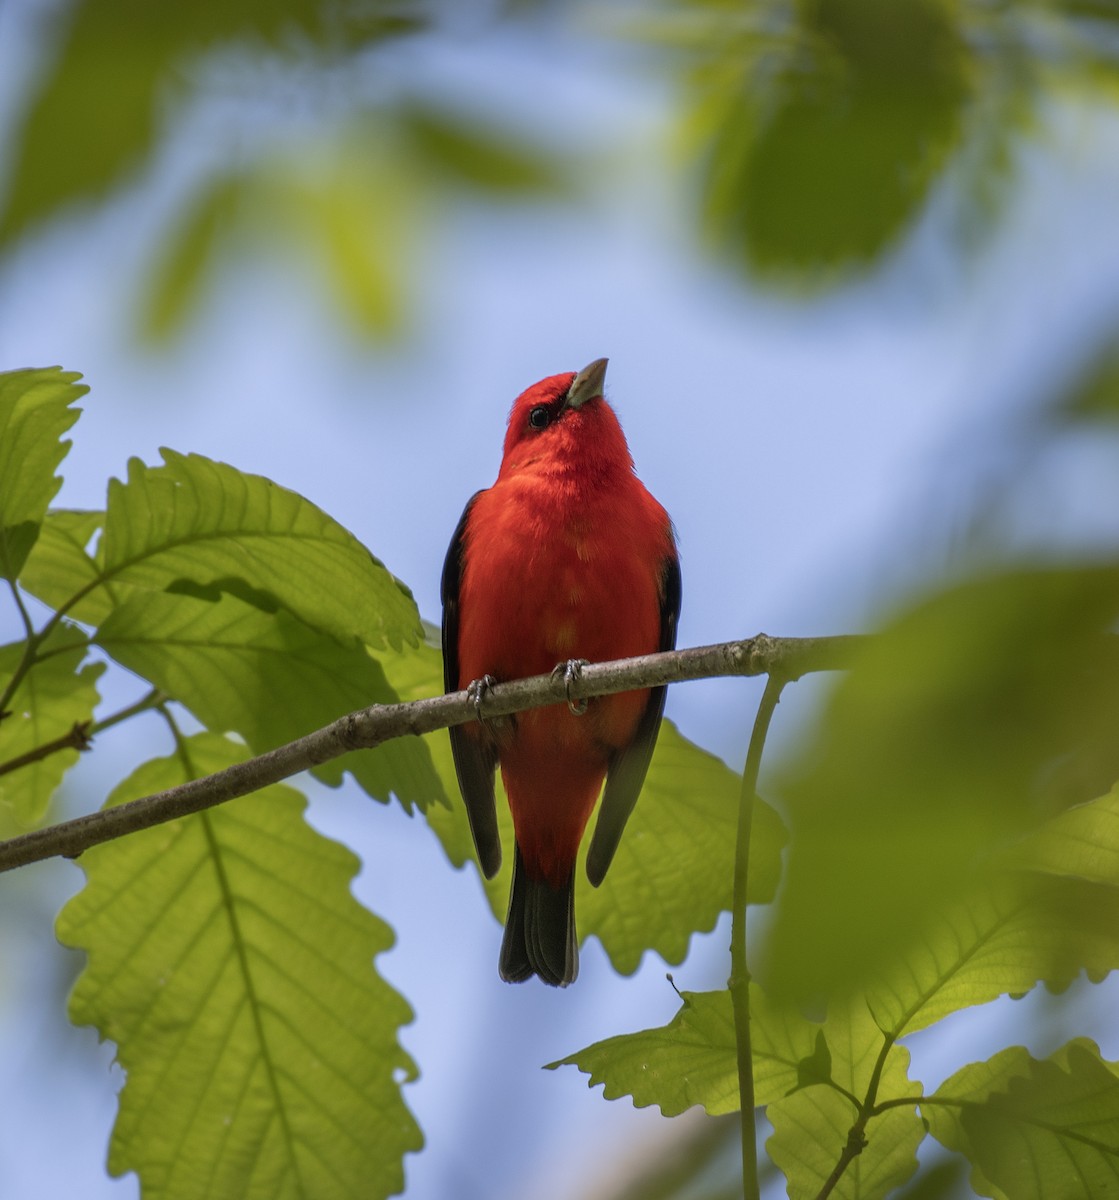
{"left": 0, "top": 633, "right": 865, "bottom": 875}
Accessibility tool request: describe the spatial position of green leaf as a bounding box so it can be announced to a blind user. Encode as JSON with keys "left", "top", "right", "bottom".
{"left": 766, "top": 999, "right": 923, "bottom": 1200}
{"left": 763, "top": 565, "right": 1119, "bottom": 1005}
{"left": 1007, "top": 783, "right": 1119, "bottom": 886}
{"left": 548, "top": 984, "right": 821, "bottom": 1116}
{"left": 95, "top": 589, "right": 443, "bottom": 810}
{"left": 56, "top": 733, "right": 422, "bottom": 1200}
{"left": 102, "top": 450, "right": 420, "bottom": 649}
{"left": 927, "top": 1041, "right": 1119, "bottom": 1200}
{"left": 0, "top": 367, "right": 86, "bottom": 580}
{"left": 869, "top": 874, "right": 1119, "bottom": 1037}
{"left": 548, "top": 989, "right": 741, "bottom": 1116}
{"left": 0, "top": 626, "right": 103, "bottom": 825}
{"left": 17, "top": 509, "right": 112, "bottom": 623}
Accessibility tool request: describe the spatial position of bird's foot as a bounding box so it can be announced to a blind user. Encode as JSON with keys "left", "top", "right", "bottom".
{"left": 466, "top": 675, "right": 498, "bottom": 726}
{"left": 552, "top": 659, "right": 590, "bottom": 716}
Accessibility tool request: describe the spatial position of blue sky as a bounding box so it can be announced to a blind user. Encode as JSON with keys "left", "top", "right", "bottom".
{"left": 2, "top": 12, "right": 1119, "bottom": 1200}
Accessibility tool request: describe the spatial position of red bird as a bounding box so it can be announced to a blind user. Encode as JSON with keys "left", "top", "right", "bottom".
{"left": 441, "top": 359, "right": 680, "bottom": 986}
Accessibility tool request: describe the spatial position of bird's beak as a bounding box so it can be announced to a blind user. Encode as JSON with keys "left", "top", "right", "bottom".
{"left": 565, "top": 358, "right": 608, "bottom": 411}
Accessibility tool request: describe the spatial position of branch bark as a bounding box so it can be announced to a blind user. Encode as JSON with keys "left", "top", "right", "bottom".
{"left": 0, "top": 633, "right": 866, "bottom": 875}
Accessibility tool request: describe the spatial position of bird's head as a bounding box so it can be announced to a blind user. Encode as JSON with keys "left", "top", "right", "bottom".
{"left": 499, "top": 358, "right": 632, "bottom": 477}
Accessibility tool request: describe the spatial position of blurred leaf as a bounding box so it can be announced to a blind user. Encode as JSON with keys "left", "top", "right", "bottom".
{"left": 676, "top": 0, "right": 973, "bottom": 278}
{"left": 399, "top": 103, "right": 572, "bottom": 194}
{"left": 926, "top": 1041, "right": 1119, "bottom": 1200}
{"left": 95, "top": 589, "right": 443, "bottom": 810}
{"left": 762, "top": 565, "right": 1119, "bottom": 1005}
{"left": 0, "top": 0, "right": 423, "bottom": 245}
{"left": 889, "top": 1160, "right": 970, "bottom": 1200}
{"left": 140, "top": 105, "right": 573, "bottom": 341}
{"left": 139, "top": 175, "right": 244, "bottom": 341}
{"left": 1054, "top": 339, "right": 1119, "bottom": 423}
{"left": 102, "top": 450, "right": 421, "bottom": 649}
{"left": 56, "top": 733, "right": 422, "bottom": 1200}
{"left": 0, "top": 625, "right": 103, "bottom": 825}
{"left": 766, "top": 998, "right": 922, "bottom": 1200}
{"left": 0, "top": 367, "right": 85, "bottom": 580}
{"left": 17, "top": 509, "right": 112, "bottom": 624}
{"left": 383, "top": 640, "right": 787, "bottom": 973}
{"left": 758, "top": 561, "right": 1119, "bottom": 1003}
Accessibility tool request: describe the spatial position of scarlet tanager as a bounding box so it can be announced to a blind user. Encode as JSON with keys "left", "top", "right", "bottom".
{"left": 441, "top": 358, "right": 680, "bottom": 986}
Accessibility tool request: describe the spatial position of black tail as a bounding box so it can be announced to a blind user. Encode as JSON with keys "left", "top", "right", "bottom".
{"left": 499, "top": 844, "right": 577, "bottom": 987}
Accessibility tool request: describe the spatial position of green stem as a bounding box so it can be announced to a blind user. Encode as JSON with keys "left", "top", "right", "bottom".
{"left": 731, "top": 674, "right": 786, "bottom": 1200}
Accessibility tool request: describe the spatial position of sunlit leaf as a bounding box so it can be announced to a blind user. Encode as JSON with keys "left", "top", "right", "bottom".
{"left": 762, "top": 565, "right": 1119, "bottom": 1005}
{"left": 16, "top": 509, "right": 111, "bottom": 624}
{"left": 926, "top": 1041, "right": 1119, "bottom": 1200}
{"left": 56, "top": 733, "right": 422, "bottom": 1200}
{"left": 0, "top": 367, "right": 85, "bottom": 580}
{"left": 0, "top": 625, "right": 103, "bottom": 825}
{"left": 1006, "top": 783, "right": 1119, "bottom": 886}
{"left": 869, "top": 874, "right": 1119, "bottom": 1037}
{"left": 548, "top": 988, "right": 741, "bottom": 1116}
{"left": 95, "top": 589, "right": 443, "bottom": 810}
{"left": 548, "top": 984, "right": 820, "bottom": 1115}
{"left": 767, "top": 998, "right": 922, "bottom": 1200}
{"left": 102, "top": 450, "right": 421, "bottom": 649}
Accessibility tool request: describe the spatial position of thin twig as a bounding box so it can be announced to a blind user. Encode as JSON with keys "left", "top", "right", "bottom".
{"left": 0, "top": 688, "right": 165, "bottom": 779}
{"left": 731, "top": 674, "right": 786, "bottom": 1200}
{"left": 0, "top": 722, "right": 92, "bottom": 777}
{"left": 0, "top": 633, "right": 864, "bottom": 875}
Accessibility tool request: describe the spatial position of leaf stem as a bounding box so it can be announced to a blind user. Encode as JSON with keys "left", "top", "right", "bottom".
{"left": 731, "top": 674, "right": 785, "bottom": 1200}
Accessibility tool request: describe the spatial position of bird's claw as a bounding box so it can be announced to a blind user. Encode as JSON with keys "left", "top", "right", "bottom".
{"left": 552, "top": 659, "right": 590, "bottom": 716}
{"left": 467, "top": 675, "right": 498, "bottom": 725}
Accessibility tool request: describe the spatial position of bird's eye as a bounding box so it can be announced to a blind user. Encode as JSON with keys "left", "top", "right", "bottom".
{"left": 528, "top": 405, "right": 551, "bottom": 430}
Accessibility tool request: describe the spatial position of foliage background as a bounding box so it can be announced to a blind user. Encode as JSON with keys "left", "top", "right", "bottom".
{"left": 1, "top": 1, "right": 1119, "bottom": 1197}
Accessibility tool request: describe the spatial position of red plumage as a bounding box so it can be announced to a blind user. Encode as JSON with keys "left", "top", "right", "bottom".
{"left": 442, "top": 359, "right": 680, "bottom": 985}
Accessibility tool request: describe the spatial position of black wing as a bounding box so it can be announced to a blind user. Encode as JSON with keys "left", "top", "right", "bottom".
{"left": 586, "top": 552, "right": 681, "bottom": 887}
{"left": 441, "top": 492, "right": 502, "bottom": 879}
